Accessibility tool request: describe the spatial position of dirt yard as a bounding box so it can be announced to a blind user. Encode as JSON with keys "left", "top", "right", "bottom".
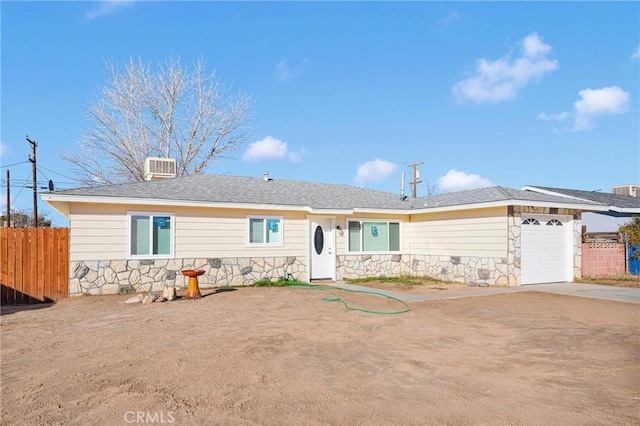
{"left": 2, "top": 287, "right": 639, "bottom": 425}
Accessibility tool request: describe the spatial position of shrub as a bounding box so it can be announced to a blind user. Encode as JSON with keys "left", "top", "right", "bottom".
{"left": 619, "top": 216, "right": 640, "bottom": 258}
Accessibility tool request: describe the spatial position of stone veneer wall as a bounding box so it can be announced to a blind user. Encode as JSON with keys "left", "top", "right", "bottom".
{"left": 69, "top": 256, "right": 306, "bottom": 296}
{"left": 572, "top": 218, "right": 583, "bottom": 280}
{"left": 337, "top": 254, "right": 411, "bottom": 279}
{"left": 408, "top": 254, "right": 510, "bottom": 285}
{"left": 336, "top": 254, "right": 509, "bottom": 285}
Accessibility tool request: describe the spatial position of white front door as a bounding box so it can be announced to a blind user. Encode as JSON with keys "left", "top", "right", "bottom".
{"left": 521, "top": 215, "right": 570, "bottom": 285}
{"left": 310, "top": 218, "right": 335, "bottom": 280}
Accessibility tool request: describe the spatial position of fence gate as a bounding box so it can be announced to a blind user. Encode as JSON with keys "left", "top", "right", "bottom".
{"left": 629, "top": 246, "right": 640, "bottom": 275}
{"left": 0, "top": 228, "right": 69, "bottom": 305}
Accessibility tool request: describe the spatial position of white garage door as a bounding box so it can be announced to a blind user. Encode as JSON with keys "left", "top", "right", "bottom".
{"left": 521, "top": 215, "right": 570, "bottom": 285}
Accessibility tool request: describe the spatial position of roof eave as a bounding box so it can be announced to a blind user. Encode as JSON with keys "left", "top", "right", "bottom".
{"left": 610, "top": 206, "right": 640, "bottom": 214}
{"left": 41, "top": 193, "right": 610, "bottom": 217}
{"left": 352, "top": 208, "right": 413, "bottom": 215}
{"left": 521, "top": 185, "right": 592, "bottom": 202}
{"left": 42, "top": 199, "right": 70, "bottom": 218}
{"left": 413, "top": 199, "right": 609, "bottom": 214}
{"left": 41, "top": 193, "right": 362, "bottom": 215}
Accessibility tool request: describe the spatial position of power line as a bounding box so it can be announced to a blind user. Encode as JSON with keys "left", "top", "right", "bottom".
{"left": 11, "top": 170, "right": 30, "bottom": 205}
{"left": 0, "top": 161, "right": 30, "bottom": 169}
{"left": 1, "top": 179, "right": 75, "bottom": 188}
{"left": 38, "top": 168, "right": 50, "bottom": 180}
{"left": 38, "top": 164, "right": 75, "bottom": 181}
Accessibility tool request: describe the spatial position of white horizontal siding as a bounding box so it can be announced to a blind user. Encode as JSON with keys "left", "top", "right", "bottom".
{"left": 408, "top": 207, "right": 508, "bottom": 258}
{"left": 69, "top": 205, "right": 129, "bottom": 261}
{"left": 68, "top": 204, "right": 309, "bottom": 261}
{"left": 67, "top": 203, "right": 508, "bottom": 262}
{"left": 175, "top": 208, "right": 308, "bottom": 258}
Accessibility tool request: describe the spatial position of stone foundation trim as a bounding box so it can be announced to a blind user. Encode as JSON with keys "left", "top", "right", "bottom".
{"left": 69, "top": 256, "right": 306, "bottom": 296}
{"left": 337, "top": 254, "right": 510, "bottom": 286}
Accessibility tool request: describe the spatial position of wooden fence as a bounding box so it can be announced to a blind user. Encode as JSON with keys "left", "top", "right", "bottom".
{"left": 1, "top": 228, "right": 69, "bottom": 305}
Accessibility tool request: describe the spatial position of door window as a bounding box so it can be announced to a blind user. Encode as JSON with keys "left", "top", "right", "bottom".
{"left": 314, "top": 225, "right": 324, "bottom": 255}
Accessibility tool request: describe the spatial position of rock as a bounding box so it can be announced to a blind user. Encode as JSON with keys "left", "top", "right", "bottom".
{"left": 124, "top": 294, "right": 144, "bottom": 304}
{"left": 163, "top": 286, "right": 177, "bottom": 301}
{"left": 477, "top": 268, "right": 491, "bottom": 280}
{"left": 74, "top": 265, "right": 90, "bottom": 279}
{"left": 142, "top": 293, "right": 158, "bottom": 304}
{"left": 478, "top": 281, "right": 490, "bottom": 287}
{"left": 155, "top": 297, "right": 167, "bottom": 303}
{"left": 467, "top": 281, "right": 478, "bottom": 287}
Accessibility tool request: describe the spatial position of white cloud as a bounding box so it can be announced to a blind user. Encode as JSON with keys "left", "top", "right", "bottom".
{"left": 631, "top": 44, "right": 640, "bottom": 61}
{"left": 437, "top": 169, "right": 493, "bottom": 193}
{"left": 275, "top": 57, "right": 310, "bottom": 81}
{"left": 242, "top": 136, "right": 307, "bottom": 163}
{"left": 537, "top": 111, "right": 569, "bottom": 122}
{"left": 85, "top": 0, "right": 135, "bottom": 22}
{"left": 453, "top": 32, "right": 558, "bottom": 104}
{"left": 354, "top": 159, "right": 397, "bottom": 187}
{"left": 441, "top": 12, "right": 459, "bottom": 28}
{"left": 573, "top": 86, "right": 630, "bottom": 131}
{"left": 286, "top": 148, "right": 309, "bottom": 163}
{"left": 243, "top": 136, "right": 287, "bottom": 161}
{"left": 522, "top": 33, "right": 552, "bottom": 58}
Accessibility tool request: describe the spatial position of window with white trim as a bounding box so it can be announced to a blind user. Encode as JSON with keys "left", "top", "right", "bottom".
{"left": 348, "top": 220, "right": 400, "bottom": 252}
{"left": 129, "top": 213, "right": 174, "bottom": 258}
{"left": 247, "top": 216, "right": 283, "bottom": 245}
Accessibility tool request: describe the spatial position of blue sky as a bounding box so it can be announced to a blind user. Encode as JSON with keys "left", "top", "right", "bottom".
{"left": 1, "top": 1, "right": 639, "bottom": 226}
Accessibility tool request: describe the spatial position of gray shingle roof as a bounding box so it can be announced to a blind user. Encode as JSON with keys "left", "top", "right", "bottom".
{"left": 419, "top": 186, "right": 602, "bottom": 208}
{"left": 525, "top": 186, "right": 640, "bottom": 209}
{"left": 46, "top": 174, "right": 606, "bottom": 211}
{"left": 50, "top": 174, "right": 416, "bottom": 210}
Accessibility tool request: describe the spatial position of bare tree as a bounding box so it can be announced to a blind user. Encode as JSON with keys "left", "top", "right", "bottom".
{"left": 1, "top": 209, "right": 52, "bottom": 228}
{"left": 424, "top": 180, "right": 439, "bottom": 196}
{"left": 64, "top": 56, "right": 253, "bottom": 185}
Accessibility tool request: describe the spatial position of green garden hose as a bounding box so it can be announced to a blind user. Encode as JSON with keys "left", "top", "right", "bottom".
{"left": 284, "top": 282, "right": 411, "bottom": 315}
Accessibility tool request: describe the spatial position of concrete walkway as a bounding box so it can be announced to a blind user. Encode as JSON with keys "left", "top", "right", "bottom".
{"left": 330, "top": 281, "right": 640, "bottom": 304}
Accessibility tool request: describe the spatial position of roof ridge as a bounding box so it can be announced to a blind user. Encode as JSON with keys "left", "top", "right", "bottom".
{"left": 495, "top": 186, "right": 516, "bottom": 199}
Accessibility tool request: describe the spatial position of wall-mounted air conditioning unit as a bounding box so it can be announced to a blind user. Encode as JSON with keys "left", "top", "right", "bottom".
{"left": 611, "top": 185, "right": 640, "bottom": 197}
{"left": 144, "top": 157, "right": 177, "bottom": 181}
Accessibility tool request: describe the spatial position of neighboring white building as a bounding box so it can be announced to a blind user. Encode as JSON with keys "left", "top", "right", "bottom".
{"left": 522, "top": 186, "right": 640, "bottom": 233}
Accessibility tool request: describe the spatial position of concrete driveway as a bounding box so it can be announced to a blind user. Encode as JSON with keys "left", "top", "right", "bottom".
{"left": 521, "top": 282, "right": 640, "bottom": 304}
{"left": 333, "top": 281, "right": 640, "bottom": 304}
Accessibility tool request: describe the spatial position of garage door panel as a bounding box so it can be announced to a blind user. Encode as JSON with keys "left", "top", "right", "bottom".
{"left": 521, "top": 215, "right": 569, "bottom": 285}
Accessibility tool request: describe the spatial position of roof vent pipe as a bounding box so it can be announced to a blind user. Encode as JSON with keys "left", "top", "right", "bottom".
{"left": 264, "top": 171, "right": 269, "bottom": 182}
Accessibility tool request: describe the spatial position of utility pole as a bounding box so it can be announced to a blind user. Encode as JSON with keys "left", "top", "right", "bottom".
{"left": 407, "top": 161, "right": 424, "bottom": 198}
{"left": 26, "top": 135, "right": 38, "bottom": 228}
{"left": 5, "top": 170, "right": 10, "bottom": 227}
